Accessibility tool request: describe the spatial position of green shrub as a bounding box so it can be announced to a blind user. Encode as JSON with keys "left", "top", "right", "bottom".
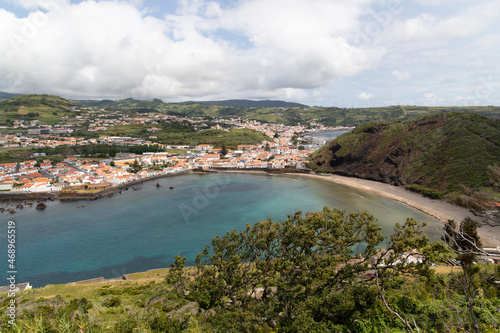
{"left": 102, "top": 296, "right": 121, "bottom": 308}
{"left": 148, "top": 313, "right": 186, "bottom": 333}
{"left": 406, "top": 184, "right": 444, "bottom": 199}
{"left": 114, "top": 317, "right": 137, "bottom": 333}
{"left": 67, "top": 297, "right": 93, "bottom": 314}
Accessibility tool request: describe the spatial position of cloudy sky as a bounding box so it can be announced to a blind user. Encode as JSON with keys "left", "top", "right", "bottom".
{"left": 0, "top": 0, "right": 498, "bottom": 107}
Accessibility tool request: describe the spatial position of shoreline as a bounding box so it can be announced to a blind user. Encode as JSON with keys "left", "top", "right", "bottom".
{"left": 9, "top": 169, "right": 499, "bottom": 289}
{"left": 291, "top": 172, "right": 499, "bottom": 248}
{"left": 3, "top": 167, "right": 498, "bottom": 248}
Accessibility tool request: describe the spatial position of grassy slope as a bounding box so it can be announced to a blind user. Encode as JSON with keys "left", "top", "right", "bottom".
{"left": 0, "top": 270, "right": 196, "bottom": 330}
{"left": 309, "top": 112, "right": 500, "bottom": 196}
{"left": 1, "top": 262, "right": 493, "bottom": 331}
{"left": 101, "top": 123, "right": 270, "bottom": 147}
{"left": 155, "top": 128, "right": 271, "bottom": 147}
{"left": 0, "top": 147, "right": 39, "bottom": 163}
{"left": 0, "top": 94, "right": 77, "bottom": 125}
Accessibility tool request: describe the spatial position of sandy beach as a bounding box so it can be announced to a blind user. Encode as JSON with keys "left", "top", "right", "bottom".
{"left": 288, "top": 173, "right": 500, "bottom": 249}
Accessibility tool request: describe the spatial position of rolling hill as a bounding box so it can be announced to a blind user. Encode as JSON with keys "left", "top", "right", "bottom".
{"left": 0, "top": 94, "right": 79, "bottom": 125}
{"left": 2, "top": 93, "right": 500, "bottom": 127}
{"left": 72, "top": 97, "right": 165, "bottom": 111}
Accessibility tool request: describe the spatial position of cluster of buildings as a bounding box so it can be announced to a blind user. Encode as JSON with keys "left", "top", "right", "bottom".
{"left": 0, "top": 158, "right": 136, "bottom": 192}
{"left": 0, "top": 106, "right": 350, "bottom": 193}
{"left": 0, "top": 136, "right": 314, "bottom": 193}
{"left": 115, "top": 140, "right": 312, "bottom": 172}
{"left": 0, "top": 134, "right": 157, "bottom": 149}
{"left": 0, "top": 134, "right": 95, "bottom": 149}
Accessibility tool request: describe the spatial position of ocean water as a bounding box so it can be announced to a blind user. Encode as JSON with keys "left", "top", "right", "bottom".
{"left": 1, "top": 173, "right": 443, "bottom": 287}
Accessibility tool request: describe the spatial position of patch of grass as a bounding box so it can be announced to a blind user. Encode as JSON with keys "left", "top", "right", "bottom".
{"left": 248, "top": 114, "right": 286, "bottom": 124}
{"left": 166, "top": 149, "right": 189, "bottom": 154}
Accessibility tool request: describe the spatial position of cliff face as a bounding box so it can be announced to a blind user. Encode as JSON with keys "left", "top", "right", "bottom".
{"left": 309, "top": 112, "right": 500, "bottom": 193}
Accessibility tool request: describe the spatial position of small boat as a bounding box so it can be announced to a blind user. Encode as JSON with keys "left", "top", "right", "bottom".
{"left": 156, "top": 183, "right": 161, "bottom": 188}
{"left": 169, "top": 186, "right": 174, "bottom": 189}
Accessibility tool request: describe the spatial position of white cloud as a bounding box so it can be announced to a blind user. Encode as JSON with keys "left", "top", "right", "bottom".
{"left": 382, "top": 1, "right": 500, "bottom": 46}
{"left": 388, "top": 13, "right": 482, "bottom": 43}
{"left": 357, "top": 91, "right": 374, "bottom": 101}
{"left": 0, "top": 0, "right": 498, "bottom": 107}
{"left": 391, "top": 70, "right": 410, "bottom": 80}
{"left": 424, "top": 93, "right": 437, "bottom": 105}
{"left": 0, "top": 0, "right": 385, "bottom": 102}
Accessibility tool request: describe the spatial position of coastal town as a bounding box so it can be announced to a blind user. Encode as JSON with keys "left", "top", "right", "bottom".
{"left": 0, "top": 107, "right": 351, "bottom": 195}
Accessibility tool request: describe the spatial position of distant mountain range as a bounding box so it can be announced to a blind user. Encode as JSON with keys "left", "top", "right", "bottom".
{"left": 73, "top": 98, "right": 307, "bottom": 109}
{"left": 2, "top": 92, "right": 500, "bottom": 128}
{"left": 0, "top": 91, "right": 20, "bottom": 100}
{"left": 72, "top": 97, "right": 166, "bottom": 109}
{"left": 178, "top": 99, "right": 307, "bottom": 108}
{"left": 0, "top": 91, "right": 307, "bottom": 108}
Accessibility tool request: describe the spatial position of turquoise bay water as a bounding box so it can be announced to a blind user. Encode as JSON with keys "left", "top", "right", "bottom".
{"left": 1, "top": 173, "right": 443, "bottom": 287}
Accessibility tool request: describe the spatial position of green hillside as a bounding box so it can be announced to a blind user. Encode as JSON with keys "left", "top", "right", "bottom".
{"left": 1, "top": 94, "right": 499, "bottom": 129}
{"left": 162, "top": 104, "right": 499, "bottom": 126}
{"left": 309, "top": 112, "right": 500, "bottom": 201}
{"left": 99, "top": 123, "right": 271, "bottom": 147}
{"left": 73, "top": 97, "right": 165, "bottom": 113}
{"left": 73, "top": 95, "right": 500, "bottom": 126}
{"left": 152, "top": 128, "right": 270, "bottom": 146}
{"left": 0, "top": 94, "right": 78, "bottom": 125}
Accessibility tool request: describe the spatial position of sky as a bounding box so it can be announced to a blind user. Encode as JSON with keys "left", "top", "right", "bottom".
{"left": 0, "top": 0, "right": 499, "bottom": 107}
